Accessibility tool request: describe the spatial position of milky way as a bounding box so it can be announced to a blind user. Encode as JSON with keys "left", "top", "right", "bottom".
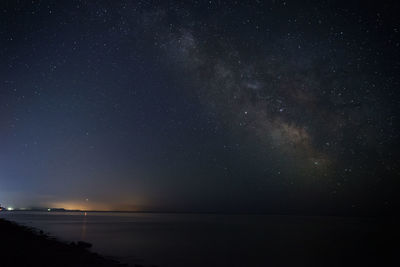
{"left": 1, "top": 0, "right": 399, "bottom": 213}
{"left": 146, "top": 3, "right": 399, "bottom": 194}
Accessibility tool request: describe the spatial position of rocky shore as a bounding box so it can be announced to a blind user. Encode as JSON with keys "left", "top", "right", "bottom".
{"left": 0, "top": 218, "right": 126, "bottom": 267}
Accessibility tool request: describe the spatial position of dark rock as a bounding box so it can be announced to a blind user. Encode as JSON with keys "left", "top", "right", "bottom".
{"left": 77, "top": 241, "right": 93, "bottom": 249}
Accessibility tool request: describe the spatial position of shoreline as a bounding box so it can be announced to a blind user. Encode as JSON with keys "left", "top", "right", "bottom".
{"left": 1, "top": 214, "right": 397, "bottom": 267}
{"left": 0, "top": 218, "right": 128, "bottom": 267}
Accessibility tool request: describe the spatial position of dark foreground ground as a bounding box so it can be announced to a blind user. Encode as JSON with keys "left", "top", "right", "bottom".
{"left": 0, "top": 218, "right": 130, "bottom": 267}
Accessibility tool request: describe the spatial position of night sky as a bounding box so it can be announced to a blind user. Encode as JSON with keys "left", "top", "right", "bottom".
{"left": 1, "top": 0, "right": 399, "bottom": 214}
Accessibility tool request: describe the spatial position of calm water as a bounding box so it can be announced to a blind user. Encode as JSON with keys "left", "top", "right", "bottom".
{"left": 0, "top": 211, "right": 393, "bottom": 267}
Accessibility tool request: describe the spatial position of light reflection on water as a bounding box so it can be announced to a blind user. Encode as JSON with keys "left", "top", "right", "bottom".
{"left": 0, "top": 211, "right": 385, "bottom": 267}
{"left": 81, "top": 212, "right": 87, "bottom": 240}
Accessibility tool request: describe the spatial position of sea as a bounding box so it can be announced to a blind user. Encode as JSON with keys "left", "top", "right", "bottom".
{"left": 0, "top": 211, "right": 395, "bottom": 267}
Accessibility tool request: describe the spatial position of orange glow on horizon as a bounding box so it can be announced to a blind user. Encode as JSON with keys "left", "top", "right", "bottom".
{"left": 46, "top": 200, "right": 143, "bottom": 212}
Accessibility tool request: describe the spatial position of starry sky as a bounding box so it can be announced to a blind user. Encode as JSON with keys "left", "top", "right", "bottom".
{"left": 1, "top": 0, "right": 399, "bottom": 214}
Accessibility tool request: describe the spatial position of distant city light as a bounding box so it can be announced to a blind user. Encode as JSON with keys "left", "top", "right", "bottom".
{"left": 47, "top": 208, "right": 51, "bottom": 212}
{"left": 7, "top": 207, "right": 14, "bottom": 211}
